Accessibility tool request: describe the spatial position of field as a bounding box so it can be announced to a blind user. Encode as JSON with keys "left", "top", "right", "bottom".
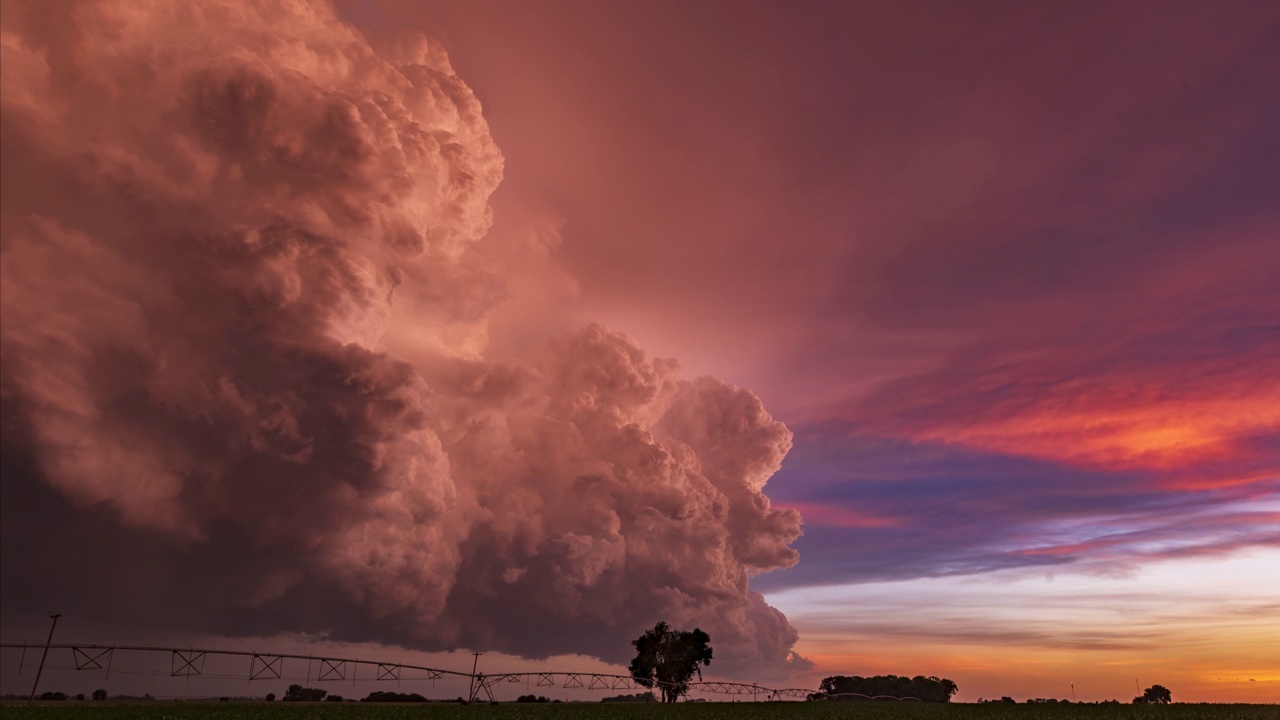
{"left": 1, "top": 703, "right": 1276, "bottom": 720}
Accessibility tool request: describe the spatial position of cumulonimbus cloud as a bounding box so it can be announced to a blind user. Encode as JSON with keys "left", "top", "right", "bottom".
{"left": 0, "top": 0, "right": 805, "bottom": 674}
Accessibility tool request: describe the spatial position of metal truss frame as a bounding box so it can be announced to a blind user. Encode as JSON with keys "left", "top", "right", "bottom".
{"left": 0, "top": 642, "right": 872, "bottom": 702}
{"left": 171, "top": 650, "right": 205, "bottom": 678}
{"left": 72, "top": 646, "right": 113, "bottom": 671}
{"left": 249, "top": 654, "right": 282, "bottom": 681}
{"left": 318, "top": 658, "right": 346, "bottom": 681}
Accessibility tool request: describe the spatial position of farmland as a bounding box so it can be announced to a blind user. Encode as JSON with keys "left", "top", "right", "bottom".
{"left": 1, "top": 703, "right": 1276, "bottom": 720}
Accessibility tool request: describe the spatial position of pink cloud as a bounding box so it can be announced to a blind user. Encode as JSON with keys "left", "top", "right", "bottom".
{"left": 0, "top": 0, "right": 804, "bottom": 676}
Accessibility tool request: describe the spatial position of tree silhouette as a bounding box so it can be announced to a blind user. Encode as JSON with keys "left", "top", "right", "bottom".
{"left": 1142, "top": 684, "right": 1172, "bottom": 704}
{"left": 282, "top": 684, "right": 326, "bottom": 702}
{"left": 817, "top": 674, "right": 958, "bottom": 702}
{"left": 628, "top": 621, "right": 713, "bottom": 703}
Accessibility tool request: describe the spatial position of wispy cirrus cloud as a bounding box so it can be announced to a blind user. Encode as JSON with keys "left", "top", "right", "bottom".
{"left": 758, "top": 427, "right": 1280, "bottom": 591}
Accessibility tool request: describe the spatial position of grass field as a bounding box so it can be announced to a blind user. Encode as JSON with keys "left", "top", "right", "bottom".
{"left": 1, "top": 703, "right": 1276, "bottom": 720}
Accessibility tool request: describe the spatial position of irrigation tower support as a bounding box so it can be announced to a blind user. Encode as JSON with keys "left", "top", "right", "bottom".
{"left": 28, "top": 613, "right": 60, "bottom": 705}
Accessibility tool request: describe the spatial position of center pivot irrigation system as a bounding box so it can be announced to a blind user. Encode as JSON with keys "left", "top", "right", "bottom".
{"left": 2, "top": 642, "right": 851, "bottom": 702}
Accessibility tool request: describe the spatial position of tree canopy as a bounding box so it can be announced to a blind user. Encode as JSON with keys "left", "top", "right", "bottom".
{"left": 628, "top": 621, "right": 713, "bottom": 703}
{"left": 282, "top": 684, "right": 326, "bottom": 702}
{"left": 361, "top": 690, "right": 427, "bottom": 702}
{"left": 816, "top": 674, "right": 959, "bottom": 702}
{"left": 1138, "top": 684, "right": 1172, "bottom": 704}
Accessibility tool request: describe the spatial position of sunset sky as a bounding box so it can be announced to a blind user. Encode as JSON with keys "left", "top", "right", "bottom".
{"left": 2, "top": 0, "right": 1278, "bottom": 704}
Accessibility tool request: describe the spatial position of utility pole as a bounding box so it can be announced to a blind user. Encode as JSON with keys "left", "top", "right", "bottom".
{"left": 28, "top": 613, "right": 61, "bottom": 705}
{"left": 1071, "top": 682, "right": 1075, "bottom": 702}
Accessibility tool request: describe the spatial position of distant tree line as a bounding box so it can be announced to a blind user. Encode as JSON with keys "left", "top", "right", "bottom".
{"left": 361, "top": 690, "right": 429, "bottom": 702}
{"left": 601, "top": 691, "right": 657, "bottom": 703}
{"left": 814, "top": 674, "right": 958, "bottom": 702}
{"left": 282, "top": 684, "right": 327, "bottom": 702}
{"left": 1, "top": 690, "right": 154, "bottom": 702}
{"left": 975, "top": 683, "right": 1172, "bottom": 705}
{"left": 979, "top": 697, "right": 1123, "bottom": 704}
{"left": 279, "top": 684, "right": 436, "bottom": 703}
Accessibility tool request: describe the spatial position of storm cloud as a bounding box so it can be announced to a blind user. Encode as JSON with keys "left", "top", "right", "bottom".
{"left": 0, "top": 0, "right": 804, "bottom": 674}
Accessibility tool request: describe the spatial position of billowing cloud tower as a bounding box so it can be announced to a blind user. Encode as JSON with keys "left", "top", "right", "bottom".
{"left": 0, "top": 0, "right": 805, "bottom": 674}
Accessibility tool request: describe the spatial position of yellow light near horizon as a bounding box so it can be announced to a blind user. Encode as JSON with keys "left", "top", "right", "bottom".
{"left": 766, "top": 550, "right": 1280, "bottom": 703}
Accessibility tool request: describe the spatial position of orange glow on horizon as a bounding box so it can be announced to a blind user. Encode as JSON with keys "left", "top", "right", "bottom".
{"left": 916, "top": 390, "right": 1280, "bottom": 480}
{"left": 791, "top": 627, "right": 1280, "bottom": 704}
{"left": 769, "top": 552, "right": 1280, "bottom": 704}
